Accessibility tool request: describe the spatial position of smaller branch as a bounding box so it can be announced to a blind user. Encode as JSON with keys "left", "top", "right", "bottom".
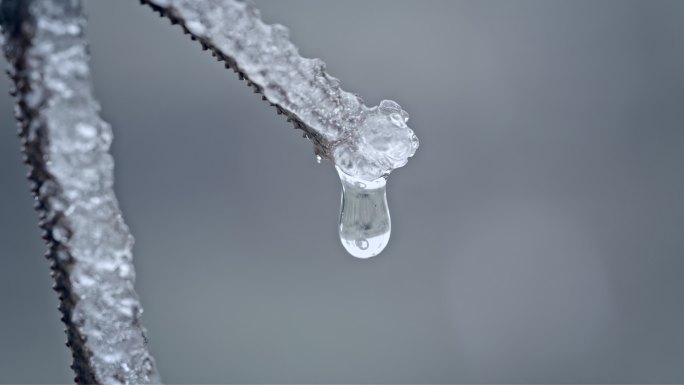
{"left": 142, "top": 0, "right": 418, "bottom": 181}
{"left": 1, "top": 0, "right": 161, "bottom": 383}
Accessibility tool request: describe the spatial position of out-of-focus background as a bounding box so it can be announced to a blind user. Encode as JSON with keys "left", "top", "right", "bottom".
{"left": 1, "top": 0, "right": 683, "bottom": 383}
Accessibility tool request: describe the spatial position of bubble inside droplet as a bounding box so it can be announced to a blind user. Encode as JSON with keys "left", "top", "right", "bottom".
{"left": 355, "top": 239, "right": 369, "bottom": 250}
{"left": 337, "top": 167, "right": 391, "bottom": 259}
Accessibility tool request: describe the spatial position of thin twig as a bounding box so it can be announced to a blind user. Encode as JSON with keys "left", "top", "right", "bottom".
{"left": 1, "top": 0, "right": 161, "bottom": 383}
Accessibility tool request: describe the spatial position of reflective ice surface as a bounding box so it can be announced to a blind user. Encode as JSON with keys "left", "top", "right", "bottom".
{"left": 337, "top": 167, "right": 391, "bottom": 258}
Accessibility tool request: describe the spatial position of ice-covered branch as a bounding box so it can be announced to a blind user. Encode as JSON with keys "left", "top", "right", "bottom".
{"left": 142, "top": 0, "right": 419, "bottom": 181}
{"left": 1, "top": 0, "right": 161, "bottom": 383}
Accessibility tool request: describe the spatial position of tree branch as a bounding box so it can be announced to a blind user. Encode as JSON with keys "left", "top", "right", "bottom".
{"left": 0, "top": 0, "right": 419, "bottom": 381}
{"left": 1, "top": 0, "right": 161, "bottom": 383}
{"left": 141, "top": 0, "right": 418, "bottom": 181}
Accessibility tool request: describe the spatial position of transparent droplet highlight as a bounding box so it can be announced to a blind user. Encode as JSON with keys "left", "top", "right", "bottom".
{"left": 337, "top": 166, "right": 391, "bottom": 259}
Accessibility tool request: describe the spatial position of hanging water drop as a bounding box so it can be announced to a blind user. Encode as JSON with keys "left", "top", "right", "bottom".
{"left": 336, "top": 166, "right": 391, "bottom": 259}
{"left": 316, "top": 155, "right": 322, "bottom": 164}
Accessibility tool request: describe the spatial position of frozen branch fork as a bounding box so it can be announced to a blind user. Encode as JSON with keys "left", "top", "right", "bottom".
{"left": 142, "top": 0, "right": 419, "bottom": 181}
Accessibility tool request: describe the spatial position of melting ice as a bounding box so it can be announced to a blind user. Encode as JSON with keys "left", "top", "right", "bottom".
{"left": 332, "top": 100, "right": 419, "bottom": 258}
{"left": 332, "top": 100, "right": 419, "bottom": 181}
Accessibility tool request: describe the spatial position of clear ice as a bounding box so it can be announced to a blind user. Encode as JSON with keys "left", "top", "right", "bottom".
{"left": 334, "top": 100, "right": 418, "bottom": 258}
{"left": 144, "top": 0, "right": 419, "bottom": 180}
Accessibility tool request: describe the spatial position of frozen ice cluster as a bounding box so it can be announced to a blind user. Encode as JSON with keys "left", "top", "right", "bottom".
{"left": 333, "top": 100, "right": 419, "bottom": 180}
{"left": 146, "top": 0, "right": 419, "bottom": 181}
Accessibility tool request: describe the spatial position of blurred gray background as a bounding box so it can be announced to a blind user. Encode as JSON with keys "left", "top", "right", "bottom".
{"left": 1, "top": 0, "right": 683, "bottom": 383}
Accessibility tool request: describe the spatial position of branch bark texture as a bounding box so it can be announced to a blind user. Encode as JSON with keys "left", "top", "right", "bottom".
{"left": 1, "top": 1, "right": 160, "bottom": 383}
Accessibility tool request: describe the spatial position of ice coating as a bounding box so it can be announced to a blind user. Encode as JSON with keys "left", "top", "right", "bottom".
{"left": 334, "top": 100, "right": 419, "bottom": 180}
{"left": 1, "top": 0, "right": 160, "bottom": 383}
{"left": 143, "top": 0, "right": 419, "bottom": 181}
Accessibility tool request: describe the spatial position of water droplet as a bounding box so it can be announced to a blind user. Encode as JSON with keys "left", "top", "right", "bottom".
{"left": 316, "top": 155, "right": 322, "bottom": 164}
{"left": 336, "top": 167, "right": 391, "bottom": 259}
